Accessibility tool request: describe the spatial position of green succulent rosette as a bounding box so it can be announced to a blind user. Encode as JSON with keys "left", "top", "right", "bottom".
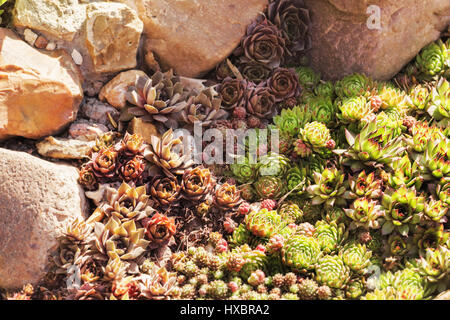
{"left": 315, "top": 255, "right": 350, "bottom": 289}
{"left": 335, "top": 73, "right": 372, "bottom": 99}
{"left": 339, "top": 242, "right": 372, "bottom": 273}
{"left": 282, "top": 235, "right": 321, "bottom": 271}
{"left": 295, "top": 66, "right": 320, "bottom": 88}
{"left": 381, "top": 186, "right": 425, "bottom": 236}
{"left": 314, "top": 81, "right": 335, "bottom": 99}
{"left": 254, "top": 176, "right": 286, "bottom": 200}
{"left": 285, "top": 165, "right": 309, "bottom": 196}
{"left": 416, "top": 39, "right": 449, "bottom": 77}
{"left": 336, "top": 96, "right": 372, "bottom": 125}
{"left": 300, "top": 121, "right": 332, "bottom": 151}
{"left": 314, "top": 220, "right": 347, "bottom": 254}
{"left": 305, "top": 95, "right": 336, "bottom": 126}
{"left": 244, "top": 208, "right": 286, "bottom": 238}
{"left": 230, "top": 156, "right": 258, "bottom": 184}
{"left": 306, "top": 167, "right": 347, "bottom": 207}
{"left": 273, "top": 105, "right": 310, "bottom": 137}
{"left": 427, "top": 77, "right": 450, "bottom": 121}
{"left": 257, "top": 152, "right": 291, "bottom": 177}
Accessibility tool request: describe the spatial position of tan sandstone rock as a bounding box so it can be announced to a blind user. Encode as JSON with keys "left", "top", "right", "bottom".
{"left": 99, "top": 70, "right": 148, "bottom": 109}
{"left": 0, "top": 28, "right": 83, "bottom": 140}
{"left": 304, "top": 0, "right": 450, "bottom": 80}
{"left": 115, "top": 0, "right": 268, "bottom": 77}
{"left": 85, "top": 2, "right": 144, "bottom": 73}
{"left": 0, "top": 148, "right": 87, "bottom": 289}
{"left": 13, "top": 0, "right": 85, "bottom": 41}
{"left": 36, "top": 136, "right": 95, "bottom": 160}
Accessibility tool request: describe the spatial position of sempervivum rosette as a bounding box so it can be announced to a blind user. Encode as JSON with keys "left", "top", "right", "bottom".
{"left": 314, "top": 220, "right": 347, "bottom": 254}
{"left": 267, "top": 0, "right": 311, "bottom": 55}
{"left": 267, "top": 67, "right": 301, "bottom": 106}
{"left": 216, "top": 77, "right": 249, "bottom": 111}
{"left": 242, "top": 82, "right": 277, "bottom": 120}
{"left": 142, "top": 213, "right": 176, "bottom": 245}
{"left": 180, "top": 166, "right": 215, "bottom": 202}
{"left": 415, "top": 39, "right": 449, "bottom": 77}
{"left": 334, "top": 73, "right": 373, "bottom": 99}
{"left": 306, "top": 167, "right": 347, "bottom": 207}
{"left": 90, "top": 147, "right": 119, "bottom": 181}
{"left": 315, "top": 255, "right": 350, "bottom": 289}
{"left": 282, "top": 234, "right": 321, "bottom": 271}
{"left": 339, "top": 242, "right": 372, "bottom": 273}
{"left": 244, "top": 208, "right": 285, "bottom": 238}
{"left": 240, "top": 62, "right": 272, "bottom": 84}
{"left": 233, "top": 15, "right": 286, "bottom": 68}
{"left": 213, "top": 182, "right": 242, "bottom": 211}
{"left": 148, "top": 176, "right": 182, "bottom": 209}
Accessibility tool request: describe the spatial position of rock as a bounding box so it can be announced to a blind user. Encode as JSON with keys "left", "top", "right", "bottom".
{"left": 34, "top": 35, "right": 48, "bottom": 49}
{"left": 434, "top": 290, "right": 450, "bottom": 300}
{"left": 69, "top": 121, "right": 109, "bottom": 141}
{"left": 36, "top": 136, "right": 95, "bottom": 159}
{"left": 71, "top": 48, "right": 83, "bottom": 66}
{"left": 23, "top": 28, "right": 37, "bottom": 46}
{"left": 0, "top": 28, "right": 83, "bottom": 140}
{"left": 81, "top": 98, "right": 120, "bottom": 126}
{"left": 304, "top": 0, "right": 450, "bottom": 80}
{"left": 0, "top": 148, "right": 87, "bottom": 289}
{"left": 127, "top": 117, "right": 159, "bottom": 144}
{"left": 99, "top": 70, "right": 148, "bottom": 109}
{"left": 116, "top": 0, "right": 268, "bottom": 77}
{"left": 45, "top": 41, "right": 56, "bottom": 51}
{"left": 85, "top": 2, "right": 143, "bottom": 73}
{"left": 13, "top": 0, "right": 85, "bottom": 41}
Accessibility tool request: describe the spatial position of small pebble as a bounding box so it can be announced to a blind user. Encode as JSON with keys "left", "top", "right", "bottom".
{"left": 34, "top": 36, "right": 48, "bottom": 49}
{"left": 23, "top": 29, "right": 38, "bottom": 46}
{"left": 45, "top": 42, "right": 56, "bottom": 51}
{"left": 71, "top": 49, "right": 83, "bottom": 65}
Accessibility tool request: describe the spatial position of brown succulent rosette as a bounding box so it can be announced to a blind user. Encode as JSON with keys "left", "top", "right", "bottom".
{"left": 233, "top": 15, "right": 286, "bottom": 68}
{"left": 240, "top": 62, "right": 272, "bottom": 84}
{"left": 148, "top": 176, "right": 181, "bottom": 208}
{"left": 216, "top": 77, "right": 248, "bottom": 110}
{"left": 142, "top": 213, "right": 177, "bottom": 244}
{"left": 145, "top": 129, "right": 194, "bottom": 178}
{"left": 181, "top": 166, "right": 215, "bottom": 202}
{"left": 268, "top": 0, "right": 312, "bottom": 55}
{"left": 267, "top": 67, "right": 301, "bottom": 103}
{"left": 78, "top": 164, "right": 98, "bottom": 190}
{"left": 213, "top": 182, "right": 242, "bottom": 211}
{"left": 118, "top": 155, "right": 146, "bottom": 183}
{"left": 125, "top": 70, "right": 186, "bottom": 129}
{"left": 90, "top": 147, "right": 119, "bottom": 180}
{"left": 242, "top": 83, "right": 277, "bottom": 119}
{"left": 117, "top": 132, "right": 146, "bottom": 157}
{"left": 178, "top": 86, "right": 228, "bottom": 128}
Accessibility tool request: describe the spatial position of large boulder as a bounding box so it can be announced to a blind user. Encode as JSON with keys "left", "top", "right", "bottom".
{"left": 116, "top": 0, "right": 269, "bottom": 77}
{"left": 0, "top": 28, "right": 83, "bottom": 140}
{"left": 304, "top": 0, "right": 450, "bottom": 80}
{"left": 0, "top": 148, "right": 87, "bottom": 289}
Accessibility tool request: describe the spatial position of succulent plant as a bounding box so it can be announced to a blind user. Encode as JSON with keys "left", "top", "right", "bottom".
{"left": 257, "top": 152, "right": 290, "bottom": 177}
{"left": 281, "top": 235, "right": 321, "bottom": 271}
{"left": 418, "top": 137, "right": 450, "bottom": 180}
{"left": 78, "top": 164, "right": 98, "bottom": 191}
{"left": 414, "top": 224, "right": 449, "bottom": 252}
{"left": 423, "top": 199, "right": 448, "bottom": 222}
{"left": 381, "top": 155, "right": 423, "bottom": 190}
{"left": 242, "top": 83, "right": 277, "bottom": 119}
{"left": 181, "top": 166, "right": 215, "bottom": 202}
{"left": 295, "top": 66, "right": 320, "bottom": 88}
{"left": 148, "top": 176, "right": 181, "bottom": 209}
{"left": 93, "top": 216, "right": 150, "bottom": 261}
{"left": 314, "top": 220, "right": 347, "bottom": 254}
{"left": 378, "top": 85, "right": 407, "bottom": 113}
{"left": 285, "top": 166, "right": 308, "bottom": 195}
{"left": 142, "top": 213, "right": 176, "bottom": 244}
{"left": 339, "top": 120, "right": 406, "bottom": 171}
{"left": 427, "top": 77, "right": 450, "bottom": 121}
{"left": 339, "top": 242, "right": 372, "bottom": 273}
{"left": 234, "top": 15, "right": 286, "bottom": 68}
{"left": 408, "top": 84, "right": 431, "bottom": 112}
{"left": 213, "top": 182, "right": 242, "bottom": 211}
{"left": 315, "top": 255, "right": 350, "bottom": 289}
{"left": 217, "top": 77, "right": 248, "bottom": 110}
{"left": 336, "top": 96, "right": 372, "bottom": 126}
{"left": 314, "top": 81, "right": 335, "bottom": 99}
{"left": 344, "top": 171, "right": 383, "bottom": 200}
{"left": 245, "top": 209, "right": 285, "bottom": 238}
{"left": 254, "top": 176, "right": 286, "bottom": 200}
{"left": 267, "top": 67, "right": 301, "bottom": 104}
{"left": 344, "top": 198, "right": 384, "bottom": 230}
{"left": 300, "top": 121, "right": 333, "bottom": 152}
{"left": 306, "top": 167, "right": 347, "bottom": 207}
{"left": 334, "top": 73, "right": 372, "bottom": 99}
{"left": 178, "top": 86, "right": 228, "bottom": 128}
{"left": 239, "top": 62, "right": 272, "bottom": 84}
{"left": 304, "top": 95, "right": 336, "bottom": 127}
{"left": 267, "top": 0, "right": 311, "bottom": 55}
{"left": 90, "top": 147, "right": 118, "bottom": 180}
{"left": 381, "top": 186, "right": 425, "bottom": 236}
{"left": 125, "top": 70, "right": 186, "bottom": 129}
{"left": 145, "top": 129, "right": 194, "bottom": 178}
{"left": 415, "top": 39, "right": 448, "bottom": 77}
{"left": 416, "top": 246, "right": 450, "bottom": 283}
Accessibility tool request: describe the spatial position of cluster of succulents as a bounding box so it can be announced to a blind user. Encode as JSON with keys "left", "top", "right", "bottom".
{"left": 3, "top": 5, "right": 449, "bottom": 301}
